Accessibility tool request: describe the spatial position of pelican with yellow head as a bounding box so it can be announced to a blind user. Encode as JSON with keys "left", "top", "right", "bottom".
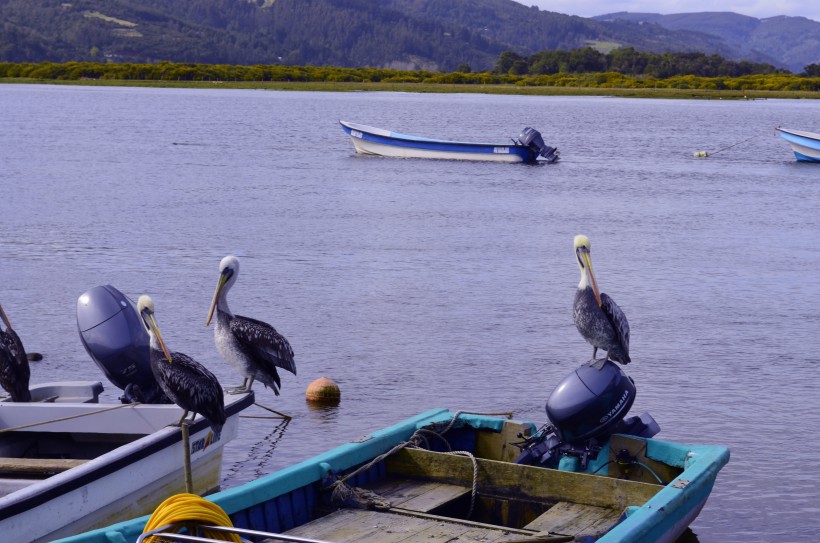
{"left": 573, "top": 235, "right": 631, "bottom": 369}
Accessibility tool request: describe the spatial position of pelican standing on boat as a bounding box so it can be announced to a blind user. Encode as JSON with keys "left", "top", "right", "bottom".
{"left": 137, "top": 295, "right": 226, "bottom": 432}
{"left": 0, "top": 304, "right": 31, "bottom": 402}
{"left": 573, "top": 235, "right": 631, "bottom": 370}
{"left": 206, "top": 255, "right": 296, "bottom": 394}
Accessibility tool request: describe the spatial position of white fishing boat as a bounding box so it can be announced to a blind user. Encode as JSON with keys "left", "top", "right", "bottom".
{"left": 0, "top": 284, "right": 255, "bottom": 543}
{"left": 0, "top": 382, "right": 253, "bottom": 543}
{"left": 340, "top": 121, "right": 559, "bottom": 163}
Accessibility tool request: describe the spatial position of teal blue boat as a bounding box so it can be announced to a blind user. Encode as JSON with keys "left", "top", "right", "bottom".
{"left": 55, "top": 396, "right": 729, "bottom": 543}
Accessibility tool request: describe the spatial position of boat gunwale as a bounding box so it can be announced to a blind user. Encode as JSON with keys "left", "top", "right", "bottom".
{"left": 775, "top": 127, "right": 820, "bottom": 142}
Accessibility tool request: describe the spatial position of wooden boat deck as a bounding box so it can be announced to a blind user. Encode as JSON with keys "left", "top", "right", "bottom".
{"left": 277, "top": 485, "right": 620, "bottom": 543}
{"left": 267, "top": 445, "right": 662, "bottom": 543}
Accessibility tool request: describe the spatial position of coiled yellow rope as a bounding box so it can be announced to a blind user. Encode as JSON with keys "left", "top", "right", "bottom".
{"left": 142, "top": 493, "right": 241, "bottom": 543}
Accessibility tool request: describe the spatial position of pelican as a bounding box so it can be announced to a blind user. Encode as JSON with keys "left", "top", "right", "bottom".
{"left": 206, "top": 255, "right": 296, "bottom": 394}
{"left": 0, "top": 304, "right": 31, "bottom": 402}
{"left": 137, "top": 295, "right": 226, "bottom": 433}
{"left": 573, "top": 235, "right": 630, "bottom": 369}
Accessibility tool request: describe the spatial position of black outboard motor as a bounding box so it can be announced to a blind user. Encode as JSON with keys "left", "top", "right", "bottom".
{"left": 519, "top": 127, "right": 559, "bottom": 163}
{"left": 547, "top": 360, "right": 635, "bottom": 443}
{"left": 515, "top": 360, "right": 659, "bottom": 470}
{"left": 77, "top": 285, "right": 168, "bottom": 403}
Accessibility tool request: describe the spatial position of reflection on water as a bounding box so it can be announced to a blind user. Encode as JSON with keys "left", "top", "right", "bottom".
{"left": 225, "top": 410, "right": 291, "bottom": 486}
{"left": 1, "top": 85, "right": 819, "bottom": 542}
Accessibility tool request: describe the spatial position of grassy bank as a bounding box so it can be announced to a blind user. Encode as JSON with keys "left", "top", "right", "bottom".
{"left": 3, "top": 77, "right": 819, "bottom": 99}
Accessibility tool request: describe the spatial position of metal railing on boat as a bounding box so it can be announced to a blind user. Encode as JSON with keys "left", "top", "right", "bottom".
{"left": 136, "top": 523, "right": 337, "bottom": 543}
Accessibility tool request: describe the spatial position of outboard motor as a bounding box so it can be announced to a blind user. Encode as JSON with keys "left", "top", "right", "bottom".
{"left": 77, "top": 285, "right": 168, "bottom": 403}
{"left": 519, "top": 127, "right": 559, "bottom": 163}
{"left": 547, "top": 360, "right": 635, "bottom": 443}
{"left": 515, "top": 360, "right": 659, "bottom": 470}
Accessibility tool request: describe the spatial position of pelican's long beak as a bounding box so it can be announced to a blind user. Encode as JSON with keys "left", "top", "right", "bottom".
{"left": 579, "top": 250, "right": 603, "bottom": 307}
{"left": 206, "top": 274, "right": 228, "bottom": 326}
{"left": 147, "top": 314, "right": 174, "bottom": 364}
{"left": 0, "top": 304, "right": 11, "bottom": 330}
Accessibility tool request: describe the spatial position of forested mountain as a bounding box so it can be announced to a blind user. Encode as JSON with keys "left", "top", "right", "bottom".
{"left": 594, "top": 12, "right": 820, "bottom": 73}
{"left": 0, "top": 0, "right": 815, "bottom": 73}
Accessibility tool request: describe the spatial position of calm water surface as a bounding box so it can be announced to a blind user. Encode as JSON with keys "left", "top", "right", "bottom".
{"left": 1, "top": 85, "right": 819, "bottom": 542}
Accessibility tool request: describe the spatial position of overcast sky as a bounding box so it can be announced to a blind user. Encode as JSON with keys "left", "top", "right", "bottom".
{"left": 517, "top": 1, "right": 820, "bottom": 22}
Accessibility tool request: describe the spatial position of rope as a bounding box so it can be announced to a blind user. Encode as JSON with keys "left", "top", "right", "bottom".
{"left": 0, "top": 402, "right": 140, "bottom": 433}
{"left": 326, "top": 410, "right": 512, "bottom": 515}
{"left": 141, "top": 493, "right": 241, "bottom": 543}
{"left": 246, "top": 402, "right": 291, "bottom": 420}
{"left": 439, "top": 450, "right": 479, "bottom": 518}
{"left": 710, "top": 133, "right": 760, "bottom": 155}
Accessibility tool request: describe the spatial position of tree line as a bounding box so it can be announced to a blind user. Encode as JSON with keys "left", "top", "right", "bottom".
{"left": 2, "top": 57, "right": 819, "bottom": 93}
{"left": 493, "top": 47, "right": 799, "bottom": 78}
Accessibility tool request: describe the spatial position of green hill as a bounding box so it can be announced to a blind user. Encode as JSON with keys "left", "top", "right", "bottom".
{"left": 0, "top": 0, "right": 815, "bottom": 72}
{"left": 595, "top": 12, "right": 819, "bottom": 73}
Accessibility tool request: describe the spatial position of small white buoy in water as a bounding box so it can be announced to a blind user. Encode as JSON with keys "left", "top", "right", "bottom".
{"left": 694, "top": 151, "right": 709, "bottom": 157}
{"left": 306, "top": 377, "right": 340, "bottom": 404}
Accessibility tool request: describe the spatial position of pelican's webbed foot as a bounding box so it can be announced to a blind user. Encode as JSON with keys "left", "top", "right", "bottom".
{"left": 225, "top": 377, "right": 253, "bottom": 395}
{"left": 587, "top": 357, "right": 607, "bottom": 370}
{"left": 225, "top": 386, "right": 249, "bottom": 394}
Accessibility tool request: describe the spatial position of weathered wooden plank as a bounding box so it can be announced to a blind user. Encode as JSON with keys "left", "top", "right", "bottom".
{"left": 524, "top": 501, "right": 621, "bottom": 536}
{"left": 366, "top": 477, "right": 471, "bottom": 512}
{"left": 580, "top": 507, "right": 627, "bottom": 540}
{"left": 280, "top": 508, "right": 529, "bottom": 543}
{"left": 0, "top": 457, "right": 86, "bottom": 473}
{"left": 388, "top": 507, "right": 536, "bottom": 535}
{"left": 609, "top": 434, "right": 681, "bottom": 485}
{"left": 385, "top": 448, "right": 659, "bottom": 509}
{"left": 280, "top": 509, "right": 382, "bottom": 541}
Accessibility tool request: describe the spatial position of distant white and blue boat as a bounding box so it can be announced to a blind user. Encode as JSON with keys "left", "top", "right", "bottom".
{"left": 340, "top": 120, "right": 559, "bottom": 163}
{"left": 775, "top": 127, "right": 820, "bottom": 162}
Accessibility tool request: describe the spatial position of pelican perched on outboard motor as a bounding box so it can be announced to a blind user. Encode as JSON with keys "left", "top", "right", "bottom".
{"left": 514, "top": 360, "right": 659, "bottom": 471}
{"left": 519, "top": 127, "right": 559, "bottom": 163}
{"left": 573, "top": 235, "right": 630, "bottom": 369}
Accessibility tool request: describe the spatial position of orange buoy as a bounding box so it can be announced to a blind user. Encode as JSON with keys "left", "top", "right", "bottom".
{"left": 306, "top": 377, "right": 341, "bottom": 404}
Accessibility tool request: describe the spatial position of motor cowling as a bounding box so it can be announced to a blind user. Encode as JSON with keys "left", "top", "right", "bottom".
{"left": 546, "top": 360, "right": 636, "bottom": 444}
{"left": 519, "top": 127, "right": 559, "bottom": 162}
{"left": 76, "top": 285, "right": 166, "bottom": 403}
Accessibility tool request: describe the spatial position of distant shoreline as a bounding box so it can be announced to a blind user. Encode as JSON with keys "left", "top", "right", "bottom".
{"left": 2, "top": 78, "right": 818, "bottom": 99}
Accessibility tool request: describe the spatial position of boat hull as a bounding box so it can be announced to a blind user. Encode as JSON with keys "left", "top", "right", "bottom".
{"left": 56, "top": 408, "right": 729, "bottom": 543}
{"left": 776, "top": 127, "right": 820, "bottom": 162}
{"left": 341, "top": 120, "right": 540, "bottom": 163}
{"left": 0, "top": 385, "right": 254, "bottom": 543}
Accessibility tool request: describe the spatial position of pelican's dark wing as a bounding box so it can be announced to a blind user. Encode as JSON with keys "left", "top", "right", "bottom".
{"left": 155, "top": 351, "right": 226, "bottom": 428}
{"left": 0, "top": 328, "right": 31, "bottom": 401}
{"left": 231, "top": 314, "right": 297, "bottom": 376}
{"left": 600, "top": 293, "right": 630, "bottom": 362}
